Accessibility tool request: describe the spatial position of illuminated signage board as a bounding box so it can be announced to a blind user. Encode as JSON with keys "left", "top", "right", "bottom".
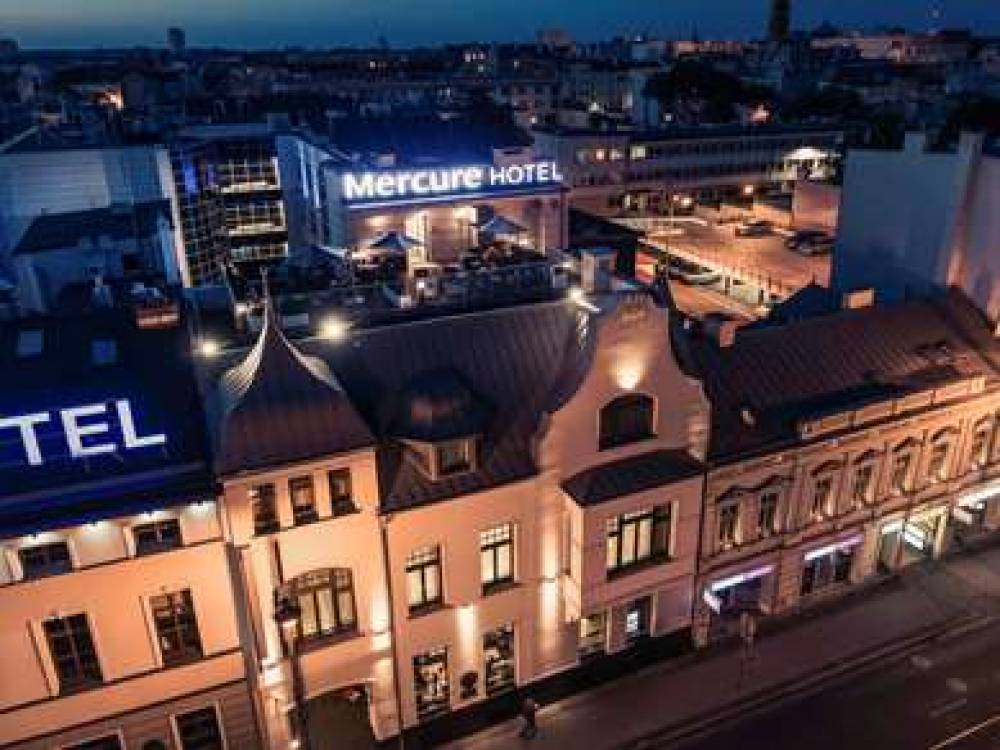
{"left": 341, "top": 160, "right": 563, "bottom": 206}
{"left": 0, "top": 399, "right": 166, "bottom": 467}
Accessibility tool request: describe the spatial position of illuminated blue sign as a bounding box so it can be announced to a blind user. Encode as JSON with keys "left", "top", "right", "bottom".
{"left": 341, "top": 160, "right": 563, "bottom": 207}
{"left": 0, "top": 399, "right": 166, "bottom": 467}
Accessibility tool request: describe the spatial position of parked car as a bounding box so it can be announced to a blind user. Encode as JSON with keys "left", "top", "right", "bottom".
{"left": 785, "top": 230, "right": 833, "bottom": 250}
{"left": 734, "top": 219, "right": 773, "bottom": 238}
{"left": 786, "top": 230, "right": 834, "bottom": 255}
{"left": 668, "top": 257, "right": 721, "bottom": 285}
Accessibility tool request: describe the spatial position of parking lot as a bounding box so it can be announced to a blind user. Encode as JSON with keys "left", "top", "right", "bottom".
{"left": 641, "top": 217, "right": 833, "bottom": 321}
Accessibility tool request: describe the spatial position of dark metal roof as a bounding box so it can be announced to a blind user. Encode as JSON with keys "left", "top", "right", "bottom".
{"left": 202, "top": 298, "right": 593, "bottom": 510}
{"left": 14, "top": 200, "right": 172, "bottom": 255}
{"left": 686, "top": 290, "right": 1000, "bottom": 462}
{"left": 390, "top": 367, "right": 492, "bottom": 442}
{"left": 562, "top": 449, "right": 704, "bottom": 506}
{"left": 0, "top": 312, "right": 212, "bottom": 538}
{"left": 213, "top": 301, "right": 375, "bottom": 476}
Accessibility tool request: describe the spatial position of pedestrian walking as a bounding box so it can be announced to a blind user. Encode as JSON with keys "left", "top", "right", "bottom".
{"left": 519, "top": 696, "right": 539, "bottom": 739}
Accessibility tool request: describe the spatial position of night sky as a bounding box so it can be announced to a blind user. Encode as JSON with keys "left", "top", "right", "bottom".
{"left": 5, "top": 0, "right": 1000, "bottom": 49}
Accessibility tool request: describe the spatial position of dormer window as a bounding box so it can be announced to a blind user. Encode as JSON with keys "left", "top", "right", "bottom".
{"left": 404, "top": 436, "right": 479, "bottom": 481}
{"left": 599, "top": 393, "right": 656, "bottom": 450}
{"left": 437, "top": 439, "right": 474, "bottom": 476}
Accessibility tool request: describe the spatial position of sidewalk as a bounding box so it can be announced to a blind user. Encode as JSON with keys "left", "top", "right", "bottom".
{"left": 442, "top": 545, "right": 1000, "bottom": 750}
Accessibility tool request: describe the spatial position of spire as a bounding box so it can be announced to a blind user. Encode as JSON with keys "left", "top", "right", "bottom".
{"left": 213, "top": 286, "right": 374, "bottom": 475}
{"left": 769, "top": 0, "right": 791, "bottom": 42}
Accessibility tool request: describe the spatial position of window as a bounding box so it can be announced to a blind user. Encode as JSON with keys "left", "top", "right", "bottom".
{"left": 851, "top": 465, "right": 875, "bottom": 506}
{"left": 625, "top": 596, "right": 651, "bottom": 643}
{"left": 151, "top": 590, "right": 202, "bottom": 665}
{"left": 437, "top": 440, "right": 473, "bottom": 476}
{"left": 327, "top": 469, "right": 356, "bottom": 516}
{"left": 413, "top": 647, "right": 450, "bottom": 720}
{"left": 250, "top": 483, "right": 279, "bottom": 534}
{"left": 717, "top": 503, "right": 739, "bottom": 549}
{"left": 407, "top": 546, "right": 443, "bottom": 612}
{"left": 605, "top": 506, "right": 671, "bottom": 573}
{"left": 174, "top": 707, "right": 224, "bottom": 750}
{"left": 483, "top": 624, "right": 516, "bottom": 695}
{"left": 134, "top": 518, "right": 182, "bottom": 555}
{"left": 19, "top": 541, "right": 72, "bottom": 579}
{"left": 289, "top": 476, "right": 318, "bottom": 525}
{"left": 480, "top": 524, "right": 514, "bottom": 592}
{"left": 579, "top": 612, "right": 607, "bottom": 658}
{"left": 43, "top": 614, "right": 102, "bottom": 693}
{"left": 757, "top": 492, "right": 779, "bottom": 537}
{"left": 599, "top": 394, "right": 655, "bottom": 449}
{"left": 800, "top": 548, "right": 854, "bottom": 595}
{"left": 289, "top": 569, "right": 356, "bottom": 642}
{"left": 811, "top": 477, "right": 834, "bottom": 519}
{"left": 927, "top": 443, "right": 950, "bottom": 482}
{"left": 65, "top": 736, "right": 123, "bottom": 750}
{"left": 891, "top": 454, "right": 912, "bottom": 494}
{"left": 970, "top": 423, "right": 992, "bottom": 468}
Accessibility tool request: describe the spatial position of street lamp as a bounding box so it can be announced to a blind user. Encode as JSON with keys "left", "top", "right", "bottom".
{"left": 274, "top": 596, "right": 310, "bottom": 750}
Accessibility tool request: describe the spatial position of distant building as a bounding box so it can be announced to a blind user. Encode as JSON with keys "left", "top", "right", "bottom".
{"left": 0, "top": 38, "right": 17, "bottom": 57}
{"left": 533, "top": 123, "right": 843, "bottom": 217}
{"left": 167, "top": 26, "right": 186, "bottom": 57}
{"left": 834, "top": 132, "right": 1000, "bottom": 326}
{"left": 768, "top": 0, "right": 791, "bottom": 42}
{"left": 0, "top": 135, "right": 185, "bottom": 311}
{"left": 169, "top": 123, "right": 289, "bottom": 287}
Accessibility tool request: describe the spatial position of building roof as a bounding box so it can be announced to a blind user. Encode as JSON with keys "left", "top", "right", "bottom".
{"left": 0, "top": 312, "right": 212, "bottom": 538}
{"left": 686, "top": 290, "right": 1000, "bottom": 462}
{"left": 562, "top": 449, "right": 704, "bottom": 506}
{"left": 14, "top": 200, "right": 171, "bottom": 255}
{"left": 203, "top": 298, "right": 593, "bottom": 510}
{"left": 213, "top": 300, "right": 375, "bottom": 476}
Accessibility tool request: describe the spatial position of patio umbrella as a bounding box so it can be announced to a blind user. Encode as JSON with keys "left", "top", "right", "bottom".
{"left": 364, "top": 230, "right": 422, "bottom": 255}
{"left": 477, "top": 215, "right": 526, "bottom": 237}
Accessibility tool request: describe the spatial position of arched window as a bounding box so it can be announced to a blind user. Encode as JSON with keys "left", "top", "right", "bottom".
{"left": 280, "top": 568, "right": 357, "bottom": 644}
{"left": 599, "top": 393, "right": 656, "bottom": 450}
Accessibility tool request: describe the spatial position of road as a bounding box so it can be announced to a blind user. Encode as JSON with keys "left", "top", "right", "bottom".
{"left": 664, "top": 600, "right": 1000, "bottom": 749}
{"left": 646, "top": 220, "right": 831, "bottom": 298}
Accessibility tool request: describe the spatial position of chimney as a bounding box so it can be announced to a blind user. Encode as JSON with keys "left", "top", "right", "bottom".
{"left": 705, "top": 316, "right": 740, "bottom": 347}
{"left": 842, "top": 287, "right": 875, "bottom": 310}
{"left": 580, "top": 247, "right": 617, "bottom": 294}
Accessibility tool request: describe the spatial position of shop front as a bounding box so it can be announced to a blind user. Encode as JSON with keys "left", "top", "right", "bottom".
{"left": 877, "top": 509, "right": 947, "bottom": 572}
{"left": 800, "top": 533, "right": 863, "bottom": 597}
{"left": 702, "top": 564, "right": 775, "bottom": 640}
{"left": 952, "top": 480, "right": 1000, "bottom": 543}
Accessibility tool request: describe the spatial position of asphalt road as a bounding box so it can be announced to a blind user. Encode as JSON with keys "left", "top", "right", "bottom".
{"left": 664, "top": 616, "right": 1000, "bottom": 750}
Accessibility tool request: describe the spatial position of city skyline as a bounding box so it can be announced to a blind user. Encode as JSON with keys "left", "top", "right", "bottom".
{"left": 5, "top": 0, "right": 1000, "bottom": 49}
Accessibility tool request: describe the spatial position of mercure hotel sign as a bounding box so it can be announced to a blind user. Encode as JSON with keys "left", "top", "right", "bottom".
{"left": 0, "top": 399, "right": 166, "bottom": 467}
{"left": 341, "top": 160, "right": 563, "bottom": 206}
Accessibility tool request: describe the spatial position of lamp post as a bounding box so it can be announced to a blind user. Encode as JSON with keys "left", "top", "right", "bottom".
{"left": 274, "top": 596, "right": 310, "bottom": 750}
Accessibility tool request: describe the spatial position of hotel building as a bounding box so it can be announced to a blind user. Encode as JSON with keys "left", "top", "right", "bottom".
{"left": 278, "top": 131, "right": 569, "bottom": 269}
{"left": 195, "top": 272, "right": 709, "bottom": 742}
{"left": 5, "top": 264, "right": 1000, "bottom": 748}
{"left": 0, "top": 311, "right": 257, "bottom": 750}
